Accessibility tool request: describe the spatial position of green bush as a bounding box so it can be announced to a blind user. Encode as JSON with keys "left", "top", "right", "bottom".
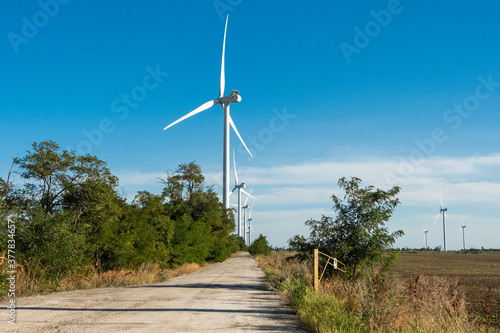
{"left": 249, "top": 234, "right": 271, "bottom": 256}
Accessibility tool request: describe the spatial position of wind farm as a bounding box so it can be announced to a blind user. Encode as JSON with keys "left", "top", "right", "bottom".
{"left": 2, "top": 2, "right": 499, "bottom": 251}
{"left": 2, "top": 2, "right": 500, "bottom": 332}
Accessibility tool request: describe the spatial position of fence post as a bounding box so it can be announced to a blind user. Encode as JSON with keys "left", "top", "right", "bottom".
{"left": 313, "top": 248, "right": 318, "bottom": 291}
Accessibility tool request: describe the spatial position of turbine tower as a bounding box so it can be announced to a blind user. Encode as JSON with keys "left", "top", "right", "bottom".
{"left": 433, "top": 194, "right": 449, "bottom": 251}
{"left": 458, "top": 219, "right": 466, "bottom": 251}
{"left": 163, "top": 15, "right": 252, "bottom": 210}
{"left": 423, "top": 227, "right": 429, "bottom": 250}
{"left": 231, "top": 150, "right": 255, "bottom": 237}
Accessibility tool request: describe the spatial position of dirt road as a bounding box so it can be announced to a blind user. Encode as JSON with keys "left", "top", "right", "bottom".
{"left": 1, "top": 253, "right": 306, "bottom": 332}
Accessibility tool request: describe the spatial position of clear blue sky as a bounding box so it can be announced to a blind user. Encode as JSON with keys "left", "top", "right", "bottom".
{"left": 1, "top": 1, "right": 499, "bottom": 249}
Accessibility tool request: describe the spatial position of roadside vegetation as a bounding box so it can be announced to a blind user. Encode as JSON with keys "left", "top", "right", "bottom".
{"left": 256, "top": 177, "right": 499, "bottom": 332}
{"left": 257, "top": 251, "right": 500, "bottom": 333}
{"left": 0, "top": 141, "right": 245, "bottom": 297}
{"left": 249, "top": 233, "right": 272, "bottom": 256}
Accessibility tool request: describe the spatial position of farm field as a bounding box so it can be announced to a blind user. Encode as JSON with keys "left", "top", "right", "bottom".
{"left": 394, "top": 251, "right": 500, "bottom": 327}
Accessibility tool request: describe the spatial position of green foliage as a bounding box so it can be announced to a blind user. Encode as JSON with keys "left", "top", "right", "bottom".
{"left": 249, "top": 234, "right": 271, "bottom": 256}
{"left": 289, "top": 177, "right": 403, "bottom": 279}
{"left": 261, "top": 253, "right": 367, "bottom": 333}
{"left": 0, "top": 142, "right": 240, "bottom": 290}
{"left": 13, "top": 207, "right": 87, "bottom": 279}
{"left": 295, "top": 285, "right": 367, "bottom": 333}
{"left": 12, "top": 141, "right": 118, "bottom": 216}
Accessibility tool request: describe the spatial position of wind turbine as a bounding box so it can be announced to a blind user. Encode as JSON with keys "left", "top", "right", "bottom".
{"left": 241, "top": 188, "right": 254, "bottom": 241}
{"left": 423, "top": 227, "right": 429, "bottom": 250}
{"left": 163, "top": 15, "right": 252, "bottom": 210}
{"left": 433, "top": 194, "right": 450, "bottom": 251}
{"left": 458, "top": 219, "right": 466, "bottom": 251}
{"left": 231, "top": 150, "right": 255, "bottom": 237}
{"left": 246, "top": 204, "right": 254, "bottom": 246}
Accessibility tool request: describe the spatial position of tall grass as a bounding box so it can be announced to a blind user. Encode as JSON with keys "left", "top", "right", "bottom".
{"left": 257, "top": 251, "right": 499, "bottom": 333}
{"left": 0, "top": 253, "right": 204, "bottom": 298}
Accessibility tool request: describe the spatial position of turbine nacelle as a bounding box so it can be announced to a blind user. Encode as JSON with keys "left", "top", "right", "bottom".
{"left": 218, "top": 90, "right": 242, "bottom": 104}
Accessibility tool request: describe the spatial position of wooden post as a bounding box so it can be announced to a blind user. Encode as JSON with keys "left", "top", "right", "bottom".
{"left": 313, "top": 248, "right": 318, "bottom": 292}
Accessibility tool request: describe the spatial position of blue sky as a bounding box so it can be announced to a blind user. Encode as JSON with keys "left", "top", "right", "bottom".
{"left": 1, "top": 1, "right": 499, "bottom": 249}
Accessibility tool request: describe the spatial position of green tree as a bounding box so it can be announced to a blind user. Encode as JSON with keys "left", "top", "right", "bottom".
{"left": 7, "top": 141, "right": 123, "bottom": 273}
{"left": 249, "top": 234, "right": 271, "bottom": 256}
{"left": 161, "top": 162, "right": 236, "bottom": 265}
{"left": 12, "top": 141, "right": 119, "bottom": 218}
{"left": 289, "top": 177, "right": 403, "bottom": 279}
{"left": 14, "top": 208, "right": 87, "bottom": 278}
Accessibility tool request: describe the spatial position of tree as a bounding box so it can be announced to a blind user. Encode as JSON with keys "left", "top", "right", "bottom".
{"left": 161, "top": 162, "right": 205, "bottom": 210}
{"left": 160, "top": 162, "right": 236, "bottom": 265}
{"left": 289, "top": 177, "right": 403, "bottom": 279}
{"left": 249, "top": 234, "right": 271, "bottom": 256}
{"left": 12, "top": 141, "right": 118, "bottom": 218}
{"left": 8, "top": 141, "right": 123, "bottom": 272}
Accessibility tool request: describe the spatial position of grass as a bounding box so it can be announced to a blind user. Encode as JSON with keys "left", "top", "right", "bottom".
{"left": 256, "top": 251, "right": 500, "bottom": 333}
{"left": 0, "top": 252, "right": 205, "bottom": 298}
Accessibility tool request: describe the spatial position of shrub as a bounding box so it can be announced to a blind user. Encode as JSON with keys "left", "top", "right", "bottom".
{"left": 249, "top": 234, "right": 271, "bottom": 256}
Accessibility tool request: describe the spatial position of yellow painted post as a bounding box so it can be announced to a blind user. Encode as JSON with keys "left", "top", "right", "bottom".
{"left": 313, "top": 248, "right": 318, "bottom": 292}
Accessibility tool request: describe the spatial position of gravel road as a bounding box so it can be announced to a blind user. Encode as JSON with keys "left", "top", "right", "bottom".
{"left": 0, "top": 252, "right": 307, "bottom": 332}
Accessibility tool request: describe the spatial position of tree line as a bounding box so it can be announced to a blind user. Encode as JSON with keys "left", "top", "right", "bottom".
{"left": 0, "top": 141, "right": 245, "bottom": 282}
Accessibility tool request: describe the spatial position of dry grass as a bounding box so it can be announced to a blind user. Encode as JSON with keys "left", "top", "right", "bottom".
{"left": 257, "top": 251, "right": 497, "bottom": 333}
{"left": 1, "top": 257, "right": 205, "bottom": 298}
{"left": 320, "top": 273, "right": 474, "bottom": 332}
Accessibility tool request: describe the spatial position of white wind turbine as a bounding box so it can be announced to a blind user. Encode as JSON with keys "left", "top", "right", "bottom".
{"left": 433, "top": 193, "right": 450, "bottom": 251}
{"left": 458, "top": 218, "right": 466, "bottom": 251}
{"left": 163, "top": 16, "right": 252, "bottom": 210}
{"left": 246, "top": 204, "right": 254, "bottom": 246}
{"left": 231, "top": 150, "right": 255, "bottom": 237}
{"left": 241, "top": 188, "right": 254, "bottom": 241}
{"left": 423, "top": 227, "right": 429, "bottom": 250}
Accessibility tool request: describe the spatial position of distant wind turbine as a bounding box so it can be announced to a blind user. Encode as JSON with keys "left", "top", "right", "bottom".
{"left": 458, "top": 219, "right": 466, "bottom": 251}
{"left": 423, "top": 227, "right": 429, "bottom": 250}
{"left": 231, "top": 150, "right": 255, "bottom": 237}
{"left": 241, "top": 188, "right": 254, "bottom": 241}
{"left": 162, "top": 15, "right": 252, "bottom": 210}
{"left": 433, "top": 193, "right": 450, "bottom": 251}
{"left": 246, "top": 204, "right": 254, "bottom": 246}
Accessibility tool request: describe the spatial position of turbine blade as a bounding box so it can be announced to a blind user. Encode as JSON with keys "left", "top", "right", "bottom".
{"left": 241, "top": 189, "right": 256, "bottom": 200}
{"left": 250, "top": 225, "right": 255, "bottom": 232}
{"left": 219, "top": 16, "right": 228, "bottom": 98}
{"left": 229, "top": 114, "right": 253, "bottom": 157}
{"left": 163, "top": 100, "right": 216, "bottom": 130}
{"left": 433, "top": 213, "right": 440, "bottom": 226}
{"left": 458, "top": 226, "right": 462, "bottom": 231}
{"left": 244, "top": 188, "right": 254, "bottom": 205}
{"left": 440, "top": 191, "right": 443, "bottom": 209}
{"left": 233, "top": 148, "right": 239, "bottom": 186}
{"left": 248, "top": 204, "right": 253, "bottom": 218}
{"left": 230, "top": 204, "right": 239, "bottom": 207}
{"left": 445, "top": 213, "right": 451, "bottom": 220}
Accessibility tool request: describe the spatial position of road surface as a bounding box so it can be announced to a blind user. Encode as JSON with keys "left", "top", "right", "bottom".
{"left": 1, "top": 252, "right": 307, "bottom": 332}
